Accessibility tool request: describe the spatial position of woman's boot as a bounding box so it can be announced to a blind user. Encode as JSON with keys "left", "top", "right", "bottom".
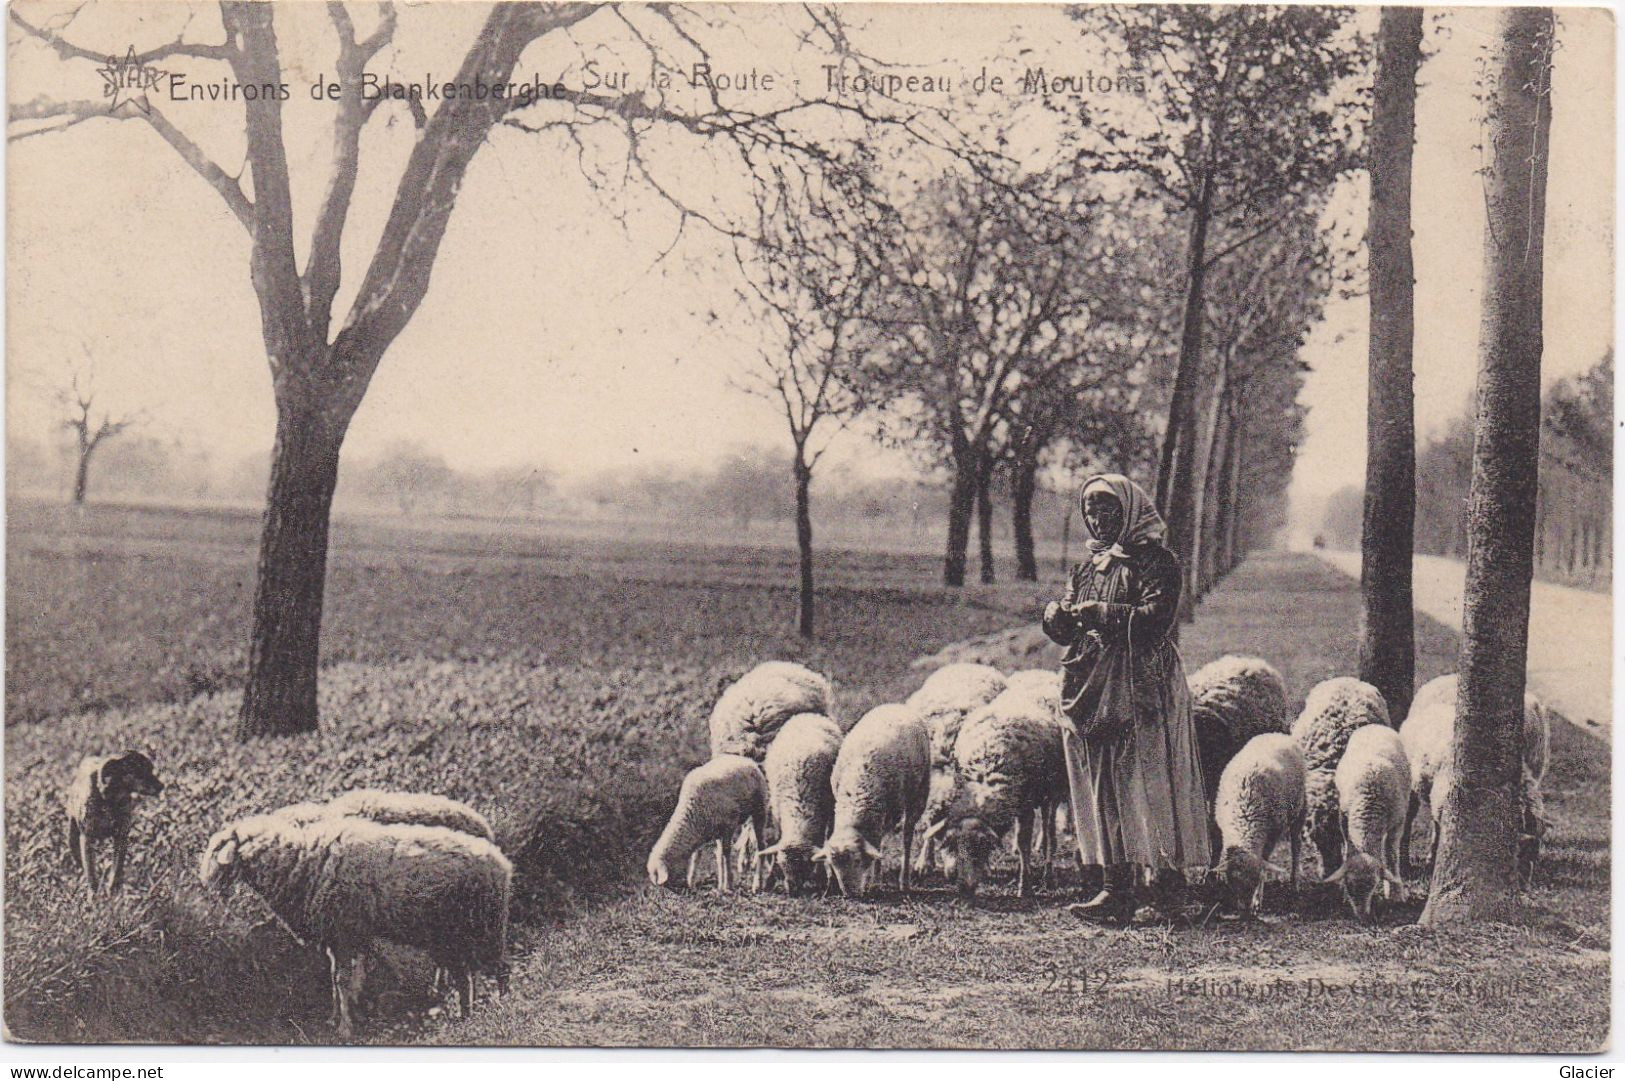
{"left": 1067, "top": 863, "right": 1138, "bottom": 924}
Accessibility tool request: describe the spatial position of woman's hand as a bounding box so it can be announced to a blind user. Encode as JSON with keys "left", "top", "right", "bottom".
{"left": 1070, "top": 600, "right": 1105, "bottom": 628}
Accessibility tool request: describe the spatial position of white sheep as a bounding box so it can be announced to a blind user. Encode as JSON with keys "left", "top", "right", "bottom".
{"left": 1422, "top": 758, "right": 1549, "bottom": 887}
{"left": 816, "top": 703, "right": 930, "bottom": 898}
{"left": 756, "top": 713, "right": 842, "bottom": 893}
{"left": 277, "top": 789, "right": 494, "bottom": 842}
{"left": 995, "top": 671, "right": 1070, "bottom": 858}
{"left": 907, "top": 663, "right": 1007, "bottom": 874}
{"left": 1404, "top": 675, "right": 1551, "bottom": 789}
{"left": 199, "top": 814, "right": 511, "bottom": 1037}
{"left": 1326, "top": 724, "right": 1410, "bottom": 921}
{"left": 1002, "top": 668, "right": 1062, "bottom": 711}
{"left": 1291, "top": 676, "right": 1390, "bottom": 772}
{"left": 708, "top": 661, "right": 835, "bottom": 762}
{"left": 647, "top": 754, "right": 767, "bottom": 892}
{"left": 1399, "top": 683, "right": 1551, "bottom": 877}
{"left": 1190, "top": 656, "right": 1291, "bottom": 852}
{"left": 1211, "top": 733, "right": 1306, "bottom": 915}
{"left": 922, "top": 694, "right": 1068, "bottom": 897}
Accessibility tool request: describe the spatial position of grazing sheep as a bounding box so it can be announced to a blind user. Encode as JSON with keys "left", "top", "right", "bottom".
{"left": 1423, "top": 762, "right": 1550, "bottom": 887}
{"left": 1002, "top": 668, "right": 1062, "bottom": 712}
{"left": 907, "top": 664, "right": 1007, "bottom": 875}
{"left": 1399, "top": 684, "right": 1552, "bottom": 876}
{"left": 64, "top": 751, "right": 164, "bottom": 895}
{"left": 756, "top": 713, "right": 842, "bottom": 893}
{"left": 647, "top": 754, "right": 767, "bottom": 892}
{"left": 923, "top": 695, "right": 1068, "bottom": 897}
{"left": 200, "top": 814, "right": 511, "bottom": 1037}
{"left": 1211, "top": 733, "right": 1306, "bottom": 915}
{"left": 1292, "top": 677, "right": 1390, "bottom": 772}
{"left": 816, "top": 703, "right": 930, "bottom": 898}
{"left": 277, "top": 789, "right": 494, "bottom": 842}
{"left": 995, "top": 670, "right": 1070, "bottom": 859}
{"left": 708, "top": 662, "right": 835, "bottom": 762}
{"left": 1189, "top": 656, "right": 1291, "bottom": 853}
{"left": 1327, "top": 725, "right": 1410, "bottom": 921}
{"left": 1404, "top": 675, "right": 1551, "bottom": 786}
{"left": 1301, "top": 769, "right": 1344, "bottom": 879}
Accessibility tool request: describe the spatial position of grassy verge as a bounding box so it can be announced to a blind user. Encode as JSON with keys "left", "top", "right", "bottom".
{"left": 4, "top": 508, "right": 1030, "bottom": 1043}
{"left": 5, "top": 510, "right": 1608, "bottom": 1050}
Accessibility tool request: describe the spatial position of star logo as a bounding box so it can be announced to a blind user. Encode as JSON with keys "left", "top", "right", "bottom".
{"left": 98, "top": 46, "right": 168, "bottom": 114}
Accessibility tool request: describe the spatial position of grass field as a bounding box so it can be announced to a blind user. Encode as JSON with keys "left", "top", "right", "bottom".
{"left": 3, "top": 500, "right": 1610, "bottom": 1050}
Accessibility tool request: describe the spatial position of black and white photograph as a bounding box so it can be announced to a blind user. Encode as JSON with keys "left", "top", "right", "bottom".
{"left": 1, "top": 0, "right": 1613, "bottom": 1055}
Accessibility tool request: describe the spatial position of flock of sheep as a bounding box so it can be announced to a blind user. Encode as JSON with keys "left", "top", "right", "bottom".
{"left": 649, "top": 657, "right": 1554, "bottom": 924}
{"left": 61, "top": 655, "right": 1552, "bottom": 1040}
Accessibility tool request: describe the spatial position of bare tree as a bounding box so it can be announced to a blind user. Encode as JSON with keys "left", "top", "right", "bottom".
{"left": 869, "top": 173, "right": 1095, "bottom": 587}
{"left": 12, "top": 3, "right": 973, "bottom": 736}
{"left": 733, "top": 166, "right": 885, "bottom": 636}
{"left": 1359, "top": 6, "right": 1424, "bottom": 722}
{"left": 1422, "top": 7, "right": 1555, "bottom": 926}
{"left": 57, "top": 362, "right": 137, "bottom": 506}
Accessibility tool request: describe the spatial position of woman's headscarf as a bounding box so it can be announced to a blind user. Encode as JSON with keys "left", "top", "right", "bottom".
{"left": 1081, "top": 473, "right": 1165, "bottom": 572}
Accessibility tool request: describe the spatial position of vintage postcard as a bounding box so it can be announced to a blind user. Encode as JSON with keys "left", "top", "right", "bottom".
{"left": 3, "top": 0, "right": 1612, "bottom": 1054}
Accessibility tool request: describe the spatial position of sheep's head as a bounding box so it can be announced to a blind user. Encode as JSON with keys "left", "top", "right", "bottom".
{"left": 926, "top": 816, "right": 998, "bottom": 897}
{"left": 814, "top": 829, "right": 880, "bottom": 898}
{"left": 1324, "top": 850, "right": 1400, "bottom": 922}
{"left": 1213, "top": 846, "right": 1270, "bottom": 914}
{"left": 199, "top": 826, "right": 243, "bottom": 896}
{"left": 646, "top": 851, "right": 675, "bottom": 888}
{"left": 756, "top": 841, "right": 815, "bottom": 894}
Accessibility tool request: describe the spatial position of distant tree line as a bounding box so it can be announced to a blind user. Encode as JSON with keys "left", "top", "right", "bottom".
{"left": 1322, "top": 349, "right": 1612, "bottom": 591}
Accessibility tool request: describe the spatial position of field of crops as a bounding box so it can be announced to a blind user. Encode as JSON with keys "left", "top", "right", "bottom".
{"left": 3, "top": 500, "right": 1610, "bottom": 1050}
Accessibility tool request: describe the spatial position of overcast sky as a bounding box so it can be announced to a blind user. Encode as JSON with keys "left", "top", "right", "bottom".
{"left": 6, "top": 5, "right": 1613, "bottom": 520}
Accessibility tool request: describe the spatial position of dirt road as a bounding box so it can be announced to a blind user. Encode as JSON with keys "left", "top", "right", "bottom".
{"left": 1312, "top": 549, "right": 1611, "bottom": 737}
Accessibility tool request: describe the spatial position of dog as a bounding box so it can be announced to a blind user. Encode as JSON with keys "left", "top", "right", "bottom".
{"left": 65, "top": 751, "right": 163, "bottom": 895}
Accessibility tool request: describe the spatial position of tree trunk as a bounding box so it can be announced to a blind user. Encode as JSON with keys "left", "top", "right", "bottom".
{"left": 794, "top": 455, "right": 815, "bottom": 639}
{"left": 1159, "top": 172, "right": 1215, "bottom": 620}
{"left": 1359, "top": 5, "right": 1423, "bottom": 723}
{"left": 1219, "top": 404, "right": 1246, "bottom": 573}
{"left": 238, "top": 393, "right": 350, "bottom": 738}
{"left": 1422, "top": 6, "right": 1553, "bottom": 927}
{"left": 72, "top": 445, "right": 92, "bottom": 505}
{"left": 1012, "top": 450, "right": 1040, "bottom": 582}
{"left": 975, "top": 448, "right": 995, "bottom": 585}
{"left": 1196, "top": 368, "right": 1232, "bottom": 598}
{"left": 943, "top": 435, "right": 976, "bottom": 587}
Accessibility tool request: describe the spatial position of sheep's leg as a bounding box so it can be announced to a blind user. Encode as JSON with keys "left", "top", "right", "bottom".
{"left": 326, "top": 947, "right": 350, "bottom": 1034}
{"left": 899, "top": 816, "right": 915, "bottom": 894}
{"left": 715, "top": 839, "right": 731, "bottom": 894}
{"left": 448, "top": 964, "right": 474, "bottom": 1020}
{"left": 67, "top": 819, "right": 82, "bottom": 871}
{"left": 913, "top": 834, "right": 935, "bottom": 878}
{"left": 1289, "top": 822, "right": 1301, "bottom": 898}
{"left": 1016, "top": 810, "right": 1034, "bottom": 897}
{"left": 1401, "top": 792, "right": 1418, "bottom": 878}
{"left": 687, "top": 849, "right": 701, "bottom": 890}
{"left": 346, "top": 953, "right": 369, "bottom": 1027}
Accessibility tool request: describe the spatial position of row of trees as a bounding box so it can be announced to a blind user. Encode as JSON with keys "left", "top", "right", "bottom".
{"left": 1410, "top": 351, "right": 1613, "bottom": 589}
{"left": 7, "top": 6, "right": 1347, "bottom": 725}
{"left": 1349, "top": 6, "right": 1563, "bottom": 925}
{"left": 1326, "top": 347, "right": 1613, "bottom": 591}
